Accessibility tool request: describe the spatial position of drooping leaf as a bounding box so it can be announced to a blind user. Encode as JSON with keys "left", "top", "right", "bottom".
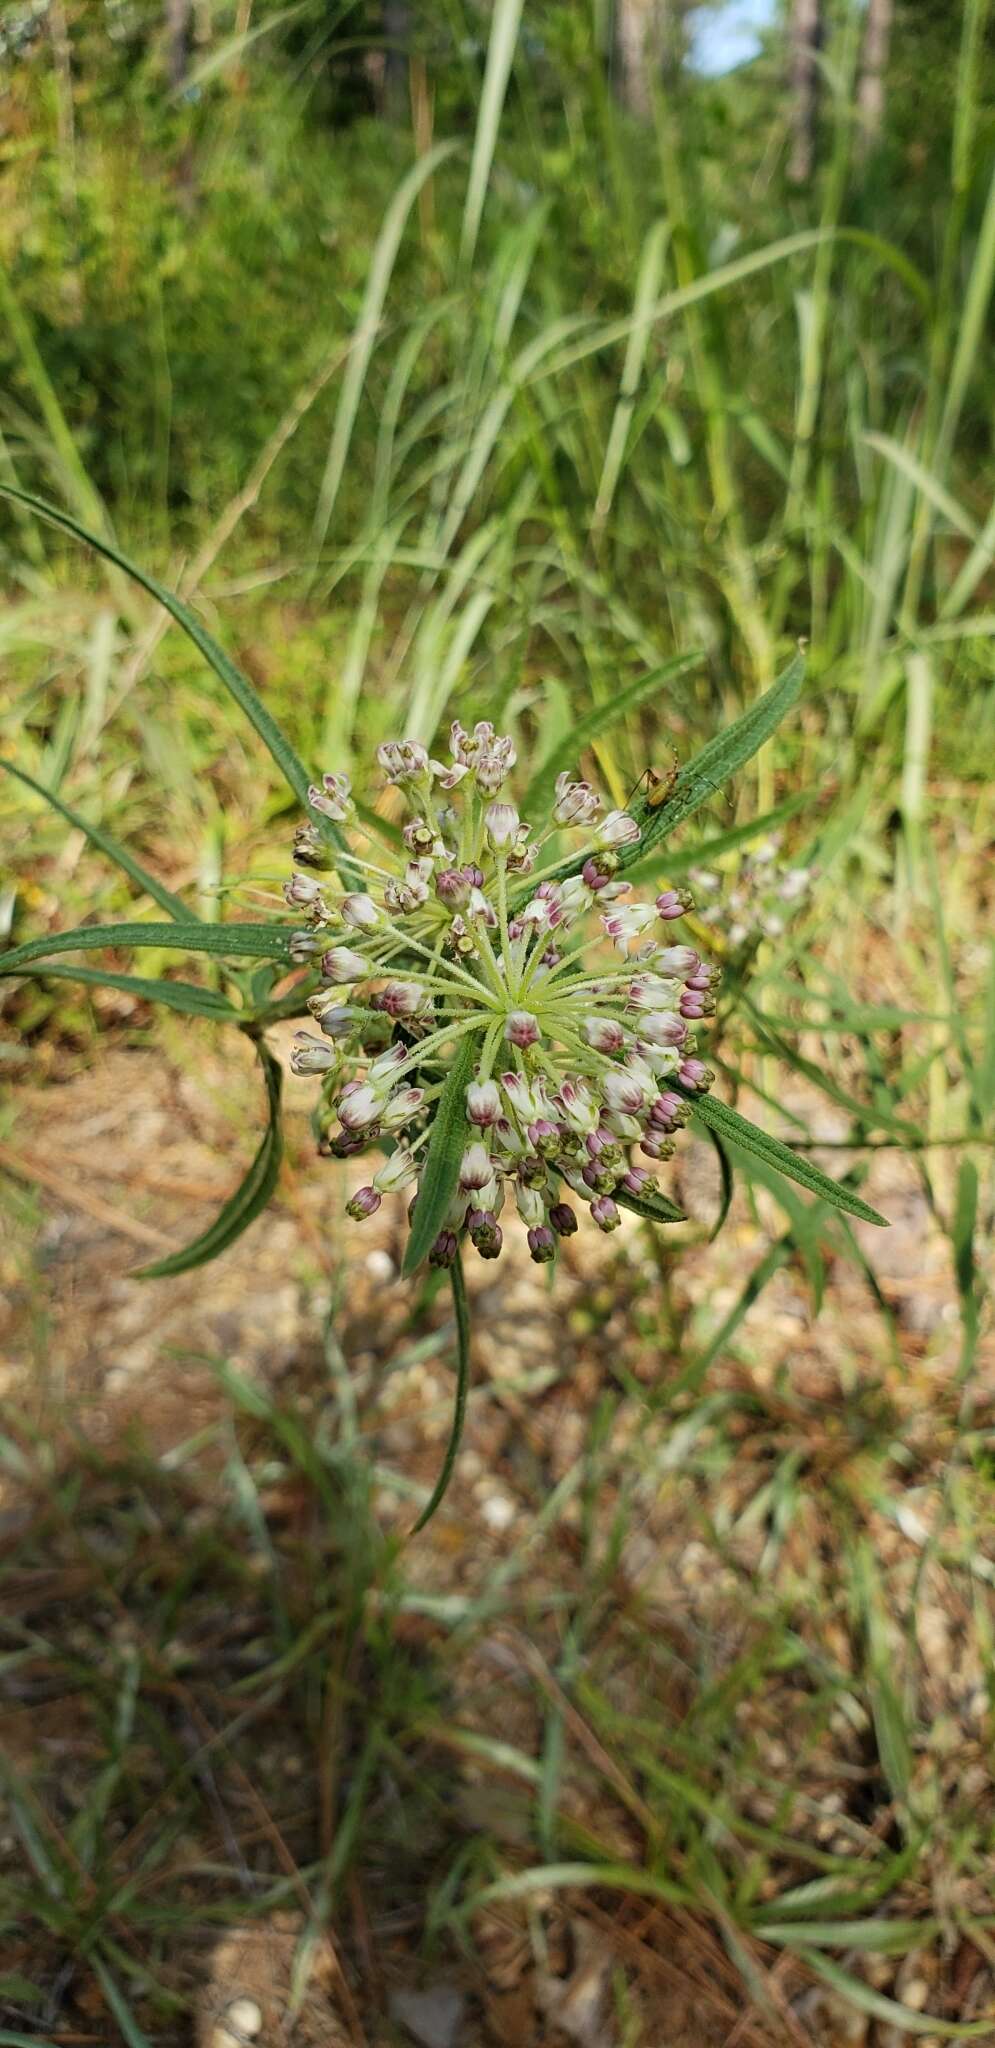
{"left": 690, "top": 1092, "right": 888, "bottom": 1227}
{"left": 0, "top": 921, "right": 296, "bottom": 977}
{"left": 136, "top": 1042, "right": 283, "bottom": 1278}
{"left": 411, "top": 1257, "right": 472, "bottom": 1533}
{"left": 402, "top": 1035, "right": 476, "bottom": 1277}
{"left": 0, "top": 485, "right": 331, "bottom": 836}
{"left": 625, "top": 791, "right": 810, "bottom": 881}
{"left": 1, "top": 760, "right": 197, "bottom": 923}
{"left": 520, "top": 649, "right": 704, "bottom": 818}
{"left": 620, "top": 651, "right": 806, "bottom": 864}
{"left": 12, "top": 962, "right": 238, "bottom": 1020}
{"left": 612, "top": 1180, "right": 686, "bottom": 1226}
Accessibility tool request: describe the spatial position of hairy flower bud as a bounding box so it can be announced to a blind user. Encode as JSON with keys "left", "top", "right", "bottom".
{"left": 466, "top": 1079, "right": 502, "bottom": 1127}
{"left": 290, "top": 1032, "right": 339, "bottom": 1075}
{"left": 321, "top": 946, "right": 368, "bottom": 985}
{"left": 341, "top": 892, "right": 381, "bottom": 931}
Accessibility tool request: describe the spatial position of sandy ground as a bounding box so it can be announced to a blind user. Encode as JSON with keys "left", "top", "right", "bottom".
{"left": 1, "top": 1017, "right": 993, "bottom": 2045}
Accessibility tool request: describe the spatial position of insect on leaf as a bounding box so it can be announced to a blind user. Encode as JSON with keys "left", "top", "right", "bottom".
{"left": 620, "top": 651, "right": 806, "bottom": 863}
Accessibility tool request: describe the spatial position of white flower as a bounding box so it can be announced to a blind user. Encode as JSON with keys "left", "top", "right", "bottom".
{"left": 484, "top": 801, "right": 520, "bottom": 850}
{"left": 341, "top": 892, "right": 381, "bottom": 930}
{"left": 321, "top": 946, "right": 369, "bottom": 984}
{"left": 553, "top": 773, "right": 600, "bottom": 827}
{"left": 596, "top": 809, "right": 641, "bottom": 849}
{"left": 286, "top": 716, "right": 716, "bottom": 1268}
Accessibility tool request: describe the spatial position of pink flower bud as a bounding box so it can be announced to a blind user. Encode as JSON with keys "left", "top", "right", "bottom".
{"left": 505, "top": 1010, "right": 540, "bottom": 1049}
{"left": 591, "top": 1196, "right": 621, "bottom": 1232}
{"left": 321, "top": 946, "right": 368, "bottom": 984}
{"left": 466, "top": 1079, "right": 502, "bottom": 1126}
{"left": 485, "top": 801, "right": 520, "bottom": 850}
{"left": 582, "top": 1016, "right": 624, "bottom": 1054}
{"left": 341, "top": 892, "right": 381, "bottom": 930}
{"left": 290, "top": 1032, "right": 338, "bottom": 1075}
{"left": 527, "top": 1224, "right": 556, "bottom": 1264}
{"left": 346, "top": 1186, "right": 381, "bottom": 1220}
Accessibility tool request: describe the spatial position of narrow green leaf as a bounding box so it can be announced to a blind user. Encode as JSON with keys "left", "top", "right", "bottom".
{"left": 0, "top": 485, "right": 322, "bottom": 825}
{"left": 754, "top": 1917, "right": 939, "bottom": 1953}
{"left": 797, "top": 1950, "right": 995, "bottom": 2038}
{"left": 703, "top": 1125, "right": 735, "bottom": 1242}
{"left": 625, "top": 792, "right": 809, "bottom": 881}
{"left": 690, "top": 1094, "right": 888, "bottom": 1227}
{"left": 461, "top": 0, "right": 525, "bottom": 266}
{"left": 612, "top": 1181, "right": 686, "bottom": 1226}
{"left": 620, "top": 652, "right": 806, "bottom": 865}
{"left": 402, "top": 1036, "right": 476, "bottom": 1277}
{"left": 411, "top": 1258, "right": 472, "bottom": 1533}
{"left": 1, "top": 760, "right": 197, "bottom": 923}
{"left": 10, "top": 962, "right": 238, "bottom": 1020}
{"left": 0, "top": 921, "right": 295, "bottom": 976}
{"left": 89, "top": 1958, "right": 153, "bottom": 2048}
{"left": 136, "top": 1043, "right": 283, "bottom": 1279}
{"left": 520, "top": 649, "right": 704, "bottom": 818}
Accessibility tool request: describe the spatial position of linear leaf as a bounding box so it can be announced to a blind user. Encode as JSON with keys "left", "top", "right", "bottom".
{"left": 520, "top": 649, "right": 704, "bottom": 818}
{"left": 0, "top": 921, "right": 296, "bottom": 976}
{"left": 613, "top": 1181, "right": 686, "bottom": 1226}
{"left": 136, "top": 1043, "right": 283, "bottom": 1278}
{"left": 797, "top": 1950, "right": 995, "bottom": 2038}
{"left": 0, "top": 485, "right": 323, "bottom": 826}
{"left": 625, "top": 792, "right": 810, "bottom": 881}
{"left": 402, "top": 1035, "right": 476, "bottom": 1277}
{"left": 1, "top": 760, "right": 197, "bottom": 923}
{"left": 620, "top": 652, "right": 806, "bottom": 865}
{"left": 411, "top": 1258, "right": 472, "bottom": 1533}
{"left": 690, "top": 1094, "right": 888, "bottom": 1227}
{"left": 11, "top": 962, "right": 238, "bottom": 1019}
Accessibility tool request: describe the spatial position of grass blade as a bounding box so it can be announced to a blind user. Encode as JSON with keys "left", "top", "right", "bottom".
{"left": 690, "top": 1094, "right": 888, "bottom": 1228}
{"left": 312, "top": 141, "right": 459, "bottom": 554}
{"left": 411, "top": 1257, "right": 472, "bottom": 1533}
{"left": 402, "top": 1035, "right": 475, "bottom": 1276}
{"left": 0, "top": 921, "right": 295, "bottom": 976}
{"left": 0, "top": 485, "right": 320, "bottom": 821}
{"left": 135, "top": 1042, "right": 282, "bottom": 1278}
{"left": 460, "top": 0, "right": 525, "bottom": 267}
{"left": 1, "top": 759, "right": 197, "bottom": 924}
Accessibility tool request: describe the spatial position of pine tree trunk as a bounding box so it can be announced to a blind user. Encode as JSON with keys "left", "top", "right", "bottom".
{"left": 857, "top": 0, "right": 893, "bottom": 155}
{"left": 614, "top": 0, "right": 668, "bottom": 120}
{"left": 787, "top": 0, "right": 821, "bottom": 185}
{"left": 166, "top": 0, "right": 192, "bottom": 92}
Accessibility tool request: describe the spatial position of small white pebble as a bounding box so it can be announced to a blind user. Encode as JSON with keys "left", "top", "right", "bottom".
{"left": 901, "top": 1979, "right": 929, "bottom": 2012}
{"left": 364, "top": 1248, "right": 396, "bottom": 1283}
{"left": 480, "top": 1493, "right": 515, "bottom": 1533}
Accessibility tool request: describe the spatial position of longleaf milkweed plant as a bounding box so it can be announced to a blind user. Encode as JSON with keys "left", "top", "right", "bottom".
{"left": 0, "top": 488, "right": 887, "bottom": 1527}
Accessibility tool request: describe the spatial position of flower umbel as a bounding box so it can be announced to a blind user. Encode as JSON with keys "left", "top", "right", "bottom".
{"left": 287, "top": 725, "right": 716, "bottom": 1267}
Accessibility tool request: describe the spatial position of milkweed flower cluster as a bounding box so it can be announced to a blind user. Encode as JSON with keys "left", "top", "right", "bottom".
{"left": 285, "top": 724, "right": 717, "bottom": 1268}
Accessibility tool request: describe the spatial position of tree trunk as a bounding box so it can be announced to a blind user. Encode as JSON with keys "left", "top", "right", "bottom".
{"left": 166, "top": 0, "right": 192, "bottom": 92}
{"left": 787, "top": 0, "right": 821, "bottom": 185}
{"left": 614, "top": 0, "right": 668, "bottom": 120}
{"left": 857, "top": 0, "right": 894, "bottom": 155}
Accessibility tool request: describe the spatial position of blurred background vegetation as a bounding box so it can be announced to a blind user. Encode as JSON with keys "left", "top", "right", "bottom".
{"left": 1, "top": 4, "right": 995, "bottom": 2044}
